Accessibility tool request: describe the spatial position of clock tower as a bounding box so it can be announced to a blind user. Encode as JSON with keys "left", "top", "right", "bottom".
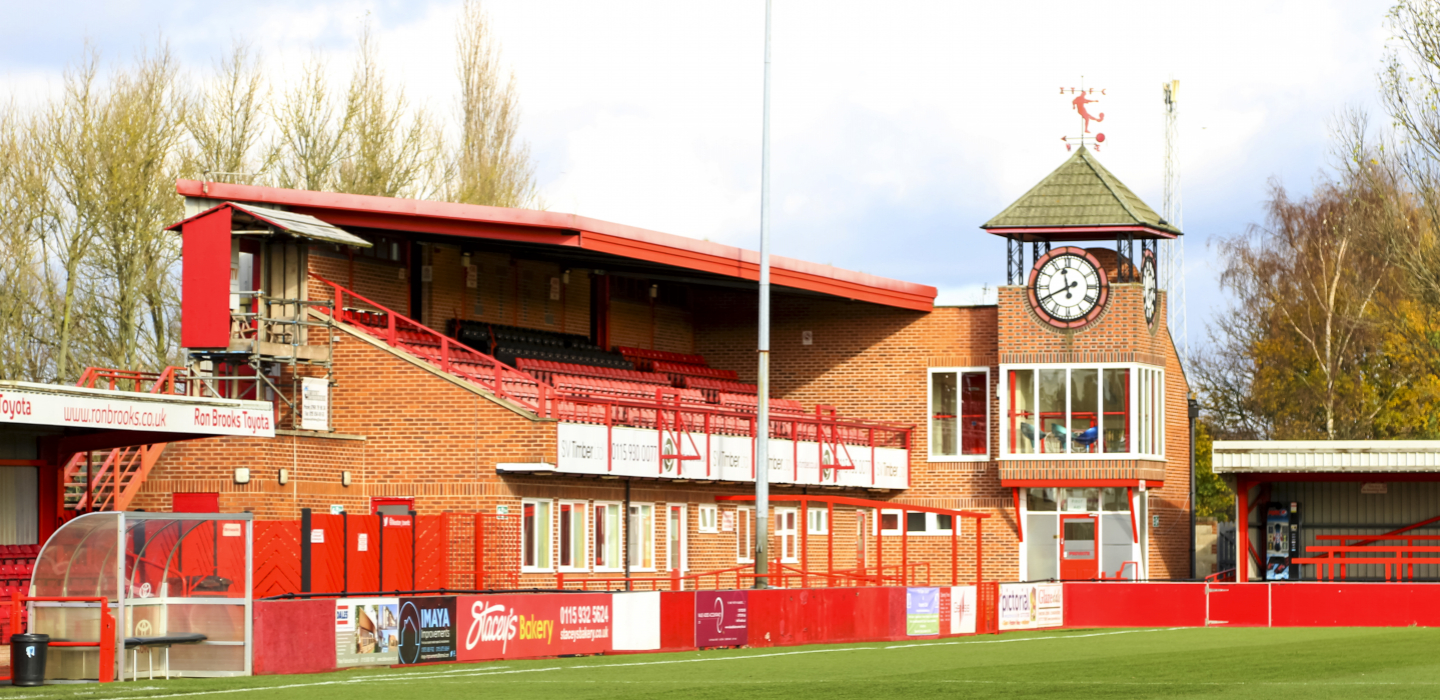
{"left": 980, "top": 144, "right": 1189, "bottom": 582}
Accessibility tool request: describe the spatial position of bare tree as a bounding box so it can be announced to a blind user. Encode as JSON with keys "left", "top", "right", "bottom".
{"left": 335, "top": 24, "right": 441, "bottom": 198}
{"left": 0, "top": 106, "right": 52, "bottom": 381}
{"left": 272, "top": 56, "right": 356, "bottom": 192}
{"left": 447, "top": 0, "right": 537, "bottom": 208}
{"left": 185, "top": 42, "right": 273, "bottom": 184}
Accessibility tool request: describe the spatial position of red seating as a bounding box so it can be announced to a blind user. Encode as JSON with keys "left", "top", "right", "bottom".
{"left": 682, "top": 376, "right": 758, "bottom": 399}
{"left": 614, "top": 346, "right": 707, "bottom": 366}
{"left": 518, "top": 358, "right": 671, "bottom": 386}
{"left": 653, "top": 361, "right": 738, "bottom": 380}
{"left": 717, "top": 393, "right": 806, "bottom": 415}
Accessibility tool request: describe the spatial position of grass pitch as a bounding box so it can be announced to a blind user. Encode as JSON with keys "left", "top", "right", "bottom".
{"left": 7, "top": 627, "right": 1440, "bottom": 699}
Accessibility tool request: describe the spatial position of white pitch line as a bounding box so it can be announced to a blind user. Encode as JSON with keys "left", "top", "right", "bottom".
{"left": 109, "top": 627, "right": 1189, "bottom": 700}
{"left": 883, "top": 627, "right": 1183, "bottom": 649}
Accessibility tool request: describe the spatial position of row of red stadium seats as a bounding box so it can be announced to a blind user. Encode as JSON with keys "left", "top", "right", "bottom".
{"left": 614, "top": 346, "right": 707, "bottom": 366}
{"left": 517, "top": 358, "right": 671, "bottom": 385}
{"left": 0, "top": 560, "right": 34, "bottom": 577}
{"left": 0, "top": 545, "right": 38, "bottom": 556}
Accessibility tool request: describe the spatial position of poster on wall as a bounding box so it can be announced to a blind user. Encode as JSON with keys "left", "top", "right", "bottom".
{"left": 696, "top": 591, "right": 748, "bottom": 647}
{"left": 398, "top": 596, "right": 457, "bottom": 665}
{"left": 301, "top": 377, "right": 329, "bottom": 431}
{"left": 906, "top": 588, "right": 940, "bottom": 635}
{"left": 456, "top": 593, "right": 612, "bottom": 662}
{"left": 1264, "top": 502, "right": 1302, "bottom": 581}
{"left": 336, "top": 597, "right": 400, "bottom": 667}
{"left": 949, "top": 586, "right": 977, "bottom": 635}
{"left": 998, "top": 583, "right": 1064, "bottom": 631}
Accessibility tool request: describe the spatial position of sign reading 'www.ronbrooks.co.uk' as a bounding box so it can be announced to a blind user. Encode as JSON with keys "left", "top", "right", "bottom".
{"left": 0, "top": 383, "right": 275, "bottom": 438}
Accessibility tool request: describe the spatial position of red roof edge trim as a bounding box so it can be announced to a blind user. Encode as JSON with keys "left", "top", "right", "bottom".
{"left": 176, "top": 180, "right": 937, "bottom": 311}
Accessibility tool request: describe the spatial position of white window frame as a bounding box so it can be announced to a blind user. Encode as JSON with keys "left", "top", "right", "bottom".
{"left": 628, "top": 503, "right": 656, "bottom": 572}
{"left": 927, "top": 366, "right": 991, "bottom": 462}
{"left": 775, "top": 507, "right": 799, "bottom": 563}
{"left": 665, "top": 503, "right": 688, "bottom": 572}
{"left": 806, "top": 506, "right": 828, "bottom": 535}
{"left": 558, "top": 500, "right": 588, "bottom": 572}
{"left": 521, "top": 498, "right": 554, "bottom": 572}
{"left": 698, "top": 504, "right": 719, "bottom": 534}
{"left": 875, "top": 509, "right": 902, "bottom": 535}
{"left": 592, "top": 501, "right": 623, "bottom": 572}
{"left": 736, "top": 507, "right": 753, "bottom": 563}
{"left": 999, "top": 363, "right": 1166, "bottom": 461}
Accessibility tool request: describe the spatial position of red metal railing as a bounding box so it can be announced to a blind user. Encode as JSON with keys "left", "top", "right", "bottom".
{"left": 1299, "top": 535, "right": 1440, "bottom": 581}
{"left": 313, "top": 274, "right": 553, "bottom": 415}
{"left": 4, "top": 595, "right": 116, "bottom": 683}
{"left": 313, "top": 275, "right": 913, "bottom": 452}
{"left": 76, "top": 366, "right": 187, "bottom": 395}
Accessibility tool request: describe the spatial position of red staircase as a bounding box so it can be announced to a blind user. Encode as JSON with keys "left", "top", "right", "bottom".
{"left": 62, "top": 367, "right": 187, "bottom": 514}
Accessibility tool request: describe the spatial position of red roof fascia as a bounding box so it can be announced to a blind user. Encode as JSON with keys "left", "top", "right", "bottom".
{"left": 983, "top": 225, "right": 1178, "bottom": 241}
{"left": 999, "top": 478, "right": 1165, "bottom": 488}
{"left": 175, "top": 180, "right": 936, "bottom": 311}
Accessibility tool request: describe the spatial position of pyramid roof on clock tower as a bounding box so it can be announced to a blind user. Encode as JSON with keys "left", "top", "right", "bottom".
{"left": 981, "top": 145, "right": 1181, "bottom": 241}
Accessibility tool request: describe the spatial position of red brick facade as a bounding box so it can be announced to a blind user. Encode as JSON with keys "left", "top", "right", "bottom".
{"left": 138, "top": 232, "right": 1192, "bottom": 586}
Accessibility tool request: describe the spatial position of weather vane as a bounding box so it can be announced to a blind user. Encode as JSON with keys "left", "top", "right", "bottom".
{"left": 1059, "top": 78, "right": 1107, "bottom": 151}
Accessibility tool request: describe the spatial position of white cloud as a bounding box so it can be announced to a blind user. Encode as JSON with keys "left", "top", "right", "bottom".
{"left": 0, "top": 0, "right": 1398, "bottom": 349}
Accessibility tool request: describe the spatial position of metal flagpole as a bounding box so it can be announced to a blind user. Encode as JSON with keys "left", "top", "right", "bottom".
{"left": 754, "top": 0, "right": 773, "bottom": 589}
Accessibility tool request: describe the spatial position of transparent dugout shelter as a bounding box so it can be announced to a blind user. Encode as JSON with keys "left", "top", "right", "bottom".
{"left": 27, "top": 512, "right": 253, "bottom": 680}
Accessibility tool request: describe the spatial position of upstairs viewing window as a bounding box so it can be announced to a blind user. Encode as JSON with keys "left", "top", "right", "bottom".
{"left": 1004, "top": 364, "right": 1163, "bottom": 458}
{"left": 356, "top": 233, "right": 407, "bottom": 265}
{"left": 929, "top": 368, "right": 989, "bottom": 460}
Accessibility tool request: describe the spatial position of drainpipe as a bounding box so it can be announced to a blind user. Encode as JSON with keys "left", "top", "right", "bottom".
{"left": 1188, "top": 392, "right": 1199, "bottom": 579}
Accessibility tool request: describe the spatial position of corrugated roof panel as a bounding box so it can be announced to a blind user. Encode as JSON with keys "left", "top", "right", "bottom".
{"left": 230, "top": 203, "right": 372, "bottom": 248}
{"left": 1213, "top": 440, "right": 1440, "bottom": 474}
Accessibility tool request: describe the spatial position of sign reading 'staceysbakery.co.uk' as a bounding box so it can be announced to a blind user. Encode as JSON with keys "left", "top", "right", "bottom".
{"left": 457, "top": 594, "right": 611, "bottom": 661}
{"left": 0, "top": 385, "right": 274, "bottom": 438}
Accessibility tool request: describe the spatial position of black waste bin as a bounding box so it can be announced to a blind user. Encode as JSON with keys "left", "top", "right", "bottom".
{"left": 9, "top": 633, "right": 49, "bottom": 687}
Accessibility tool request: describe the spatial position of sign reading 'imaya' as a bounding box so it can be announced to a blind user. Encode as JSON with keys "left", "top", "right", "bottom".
{"left": 0, "top": 381, "right": 275, "bottom": 438}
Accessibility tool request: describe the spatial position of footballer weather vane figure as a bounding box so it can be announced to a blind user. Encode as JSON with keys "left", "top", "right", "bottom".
{"left": 1059, "top": 79, "right": 1108, "bottom": 151}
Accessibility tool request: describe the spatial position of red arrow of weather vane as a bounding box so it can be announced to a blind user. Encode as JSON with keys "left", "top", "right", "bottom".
{"left": 1059, "top": 83, "right": 1107, "bottom": 151}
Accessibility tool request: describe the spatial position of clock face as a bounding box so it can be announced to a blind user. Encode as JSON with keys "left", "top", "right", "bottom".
{"left": 1142, "top": 252, "right": 1158, "bottom": 327}
{"left": 1027, "top": 247, "right": 1109, "bottom": 329}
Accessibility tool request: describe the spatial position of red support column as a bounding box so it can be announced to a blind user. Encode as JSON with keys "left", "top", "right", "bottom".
{"left": 827, "top": 501, "right": 834, "bottom": 585}
{"left": 1236, "top": 477, "right": 1249, "bottom": 583}
{"left": 901, "top": 509, "right": 909, "bottom": 587}
{"left": 875, "top": 508, "right": 883, "bottom": 586}
{"left": 801, "top": 498, "right": 809, "bottom": 588}
{"left": 975, "top": 516, "right": 984, "bottom": 585}
{"left": 951, "top": 526, "right": 958, "bottom": 586}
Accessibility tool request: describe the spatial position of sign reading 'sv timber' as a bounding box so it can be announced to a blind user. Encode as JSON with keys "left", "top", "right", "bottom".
{"left": 1027, "top": 246, "right": 1109, "bottom": 329}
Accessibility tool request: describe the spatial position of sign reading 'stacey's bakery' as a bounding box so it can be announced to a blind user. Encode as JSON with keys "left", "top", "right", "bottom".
{"left": 0, "top": 385, "right": 274, "bottom": 438}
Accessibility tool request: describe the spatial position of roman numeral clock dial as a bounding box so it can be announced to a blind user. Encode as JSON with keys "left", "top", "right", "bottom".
{"left": 1026, "top": 247, "right": 1109, "bottom": 329}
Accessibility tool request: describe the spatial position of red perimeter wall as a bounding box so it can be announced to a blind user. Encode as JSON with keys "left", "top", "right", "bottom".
{"left": 1065, "top": 582, "right": 1440, "bottom": 628}
{"left": 254, "top": 599, "right": 336, "bottom": 675}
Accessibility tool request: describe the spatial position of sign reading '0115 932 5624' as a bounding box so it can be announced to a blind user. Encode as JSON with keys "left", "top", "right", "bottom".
{"left": 456, "top": 594, "right": 612, "bottom": 662}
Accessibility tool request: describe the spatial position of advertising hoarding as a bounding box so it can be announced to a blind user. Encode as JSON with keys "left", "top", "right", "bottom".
{"left": 336, "top": 597, "right": 400, "bottom": 667}
{"left": 398, "top": 597, "right": 458, "bottom": 664}
{"left": 695, "top": 591, "right": 748, "bottom": 647}
{"left": 456, "top": 593, "right": 612, "bottom": 662}
{"left": 998, "top": 583, "right": 1064, "bottom": 631}
{"left": 906, "top": 588, "right": 940, "bottom": 636}
{"left": 949, "top": 585, "right": 977, "bottom": 635}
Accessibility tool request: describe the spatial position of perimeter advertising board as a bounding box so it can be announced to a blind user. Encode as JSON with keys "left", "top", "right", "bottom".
{"left": 997, "top": 583, "right": 1064, "bottom": 631}
{"left": 0, "top": 382, "right": 275, "bottom": 437}
{"left": 949, "top": 586, "right": 977, "bottom": 635}
{"left": 906, "top": 588, "right": 940, "bottom": 635}
{"left": 695, "top": 591, "right": 748, "bottom": 647}
{"left": 336, "top": 597, "right": 400, "bottom": 667}
{"left": 456, "top": 593, "right": 612, "bottom": 662}
{"left": 398, "top": 596, "right": 458, "bottom": 665}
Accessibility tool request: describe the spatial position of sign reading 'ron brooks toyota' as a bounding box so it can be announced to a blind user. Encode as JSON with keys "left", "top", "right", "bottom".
{"left": 0, "top": 381, "right": 275, "bottom": 438}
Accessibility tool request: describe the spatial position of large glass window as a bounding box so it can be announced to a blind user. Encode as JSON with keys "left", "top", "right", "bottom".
{"left": 628, "top": 504, "right": 654, "bottom": 570}
{"left": 522, "top": 500, "right": 552, "bottom": 571}
{"left": 929, "top": 368, "right": 989, "bottom": 459}
{"left": 559, "top": 502, "right": 586, "bottom": 570}
{"left": 1004, "top": 364, "right": 1163, "bottom": 458}
{"left": 667, "top": 504, "right": 686, "bottom": 572}
{"left": 593, "top": 502, "right": 621, "bottom": 570}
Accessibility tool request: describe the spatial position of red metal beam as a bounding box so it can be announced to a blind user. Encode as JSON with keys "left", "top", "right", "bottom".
{"left": 174, "top": 180, "right": 937, "bottom": 311}
{"left": 715, "top": 493, "right": 989, "bottom": 520}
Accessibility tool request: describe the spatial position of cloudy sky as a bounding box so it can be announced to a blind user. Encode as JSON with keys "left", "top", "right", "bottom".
{"left": 1, "top": 0, "right": 1395, "bottom": 353}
